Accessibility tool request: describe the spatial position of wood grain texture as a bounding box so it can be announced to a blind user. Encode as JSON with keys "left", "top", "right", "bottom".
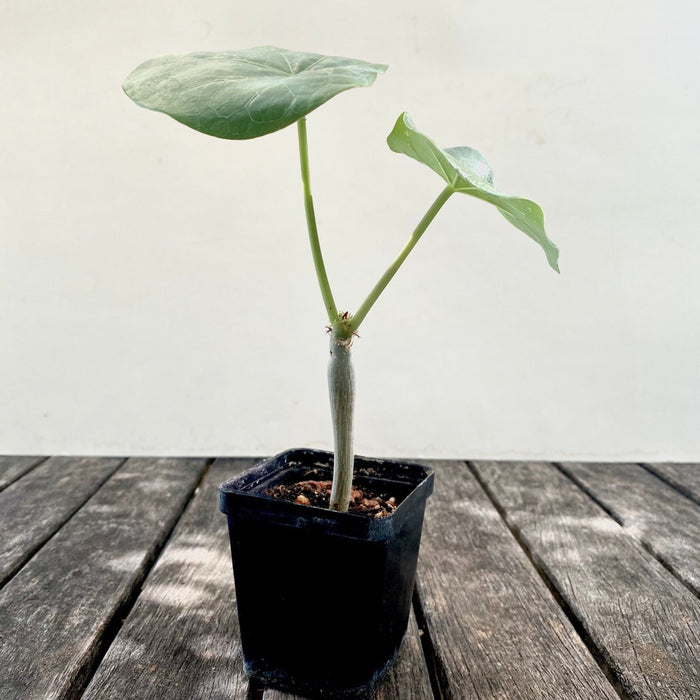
{"left": 2, "top": 457, "right": 697, "bottom": 699}
{"left": 416, "top": 460, "right": 617, "bottom": 700}
{"left": 0, "top": 456, "right": 124, "bottom": 585}
{"left": 262, "top": 611, "right": 433, "bottom": 700}
{"left": 558, "top": 462, "right": 700, "bottom": 595}
{"left": 0, "top": 455, "right": 45, "bottom": 490}
{"left": 82, "top": 458, "right": 253, "bottom": 700}
{"left": 643, "top": 463, "right": 700, "bottom": 504}
{"left": 0, "top": 457, "right": 208, "bottom": 700}
{"left": 473, "top": 461, "right": 700, "bottom": 700}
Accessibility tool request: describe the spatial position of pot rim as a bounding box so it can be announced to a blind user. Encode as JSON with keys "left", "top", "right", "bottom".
{"left": 219, "top": 447, "right": 434, "bottom": 538}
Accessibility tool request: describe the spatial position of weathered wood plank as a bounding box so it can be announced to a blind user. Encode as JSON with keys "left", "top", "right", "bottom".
{"left": 0, "top": 457, "right": 208, "bottom": 700}
{"left": 82, "top": 458, "right": 253, "bottom": 700}
{"left": 416, "top": 461, "right": 617, "bottom": 700}
{"left": 643, "top": 463, "right": 700, "bottom": 504}
{"left": 0, "top": 456, "right": 124, "bottom": 585}
{"left": 558, "top": 462, "right": 700, "bottom": 596}
{"left": 473, "top": 461, "right": 700, "bottom": 700}
{"left": 0, "top": 455, "right": 46, "bottom": 491}
{"left": 372, "top": 612, "right": 434, "bottom": 700}
{"left": 262, "top": 612, "right": 433, "bottom": 700}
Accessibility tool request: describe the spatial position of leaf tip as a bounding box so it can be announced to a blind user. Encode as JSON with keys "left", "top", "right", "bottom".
{"left": 548, "top": 245, "right": 561, "bottom": 273}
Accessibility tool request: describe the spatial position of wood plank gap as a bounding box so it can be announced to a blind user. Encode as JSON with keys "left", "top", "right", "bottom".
{"left": 412, "top": 584, "right": 446, "bottom": 700}
{"left": 0, "top": 457, "right": 128, "bottom": 591}
{"left": 554, "top": 462, "right": 700, "bottom": 600}
{"left": 80, "top": 457, "right": 254, "bottom": 699}
{"left": 637, "top": 539, "right": 699, "bottom": 600}
{"left": 74, "top": 457, "right": 217, "bottom": 699}
{"left": 0, "top": 457, "right": 212, "bottom": 699}
{"left": 638, "top": 463, "right": 700, "bottom": 506}
{"left": 552, "top": 462, "right": 624, "bottom": 526}
{"left": 466, "top": 461, "right": 628, "bottom": 700}
{"left": 0, "top": 455, "right": 49, "bottom": 492}
{"left": 420, "top": 460, "right": 619, "bottom": 699}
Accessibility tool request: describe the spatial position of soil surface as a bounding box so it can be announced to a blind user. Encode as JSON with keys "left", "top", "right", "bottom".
{"left": 264, "top": 479, "right": 399, "bottom": 517}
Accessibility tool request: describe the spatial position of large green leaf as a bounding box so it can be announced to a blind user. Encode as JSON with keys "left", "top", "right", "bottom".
{"left": 123, "top": 46, "right": 387, "bottom": 140}
{"left": 387, "top": 113, "right": 560, "bottom": 272}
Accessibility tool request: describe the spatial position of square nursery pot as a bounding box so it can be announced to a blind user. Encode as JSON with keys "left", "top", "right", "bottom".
{"left": 219, "top": 448, "right": 434, "bottom": 699}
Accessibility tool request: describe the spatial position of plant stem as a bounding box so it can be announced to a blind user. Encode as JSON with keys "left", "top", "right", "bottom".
{"left": 349, "top": 185, "right": 453, "bottom": 332}
{"left": 296, "top": 127, "right": 452, "bottom": 511}
{"left": 297, "top": 117, "right": 338, "bottom": 324}
{"left": 328, "top": 335, "right": 355, "bottom": 511}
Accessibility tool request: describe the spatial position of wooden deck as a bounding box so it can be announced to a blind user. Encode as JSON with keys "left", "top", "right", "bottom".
{"left": 0, "top": 456, "right": 697, "bottom": 699}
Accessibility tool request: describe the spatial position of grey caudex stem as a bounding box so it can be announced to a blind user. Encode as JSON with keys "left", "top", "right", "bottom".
{"left": 297, "top": 116, "right": 452, "bottom": 512}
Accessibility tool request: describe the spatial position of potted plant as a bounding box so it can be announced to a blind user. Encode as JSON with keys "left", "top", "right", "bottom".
{"left": 123, "top": 46, "right": 559, "bottom": 698}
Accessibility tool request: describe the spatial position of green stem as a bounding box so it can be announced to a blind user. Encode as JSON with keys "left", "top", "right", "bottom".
{"left": 297, "top": 117, "right": 338, "bottom": 324}
{"left": 349, "top": 186, "right": 453, "bottom": 332}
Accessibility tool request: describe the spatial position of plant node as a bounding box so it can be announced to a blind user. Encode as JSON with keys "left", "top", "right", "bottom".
{"left": 330, "top": 313, "right": 355, "bottom": 343}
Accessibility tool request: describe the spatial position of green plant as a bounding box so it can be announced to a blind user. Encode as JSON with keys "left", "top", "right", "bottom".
{"left": 124, "top": 46, "right": 559, "bottom": 512}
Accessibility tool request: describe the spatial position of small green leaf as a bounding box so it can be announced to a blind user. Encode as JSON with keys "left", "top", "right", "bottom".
{"left": 387, "top": 113, "right": 560, "bottom": 272}
{"left": 123, "top": 46, "right": 387, "bottom": 140}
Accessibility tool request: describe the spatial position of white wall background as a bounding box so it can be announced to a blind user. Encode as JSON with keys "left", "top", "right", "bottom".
{"left": 2, "top": 1, "right": 698, "bottom": 460}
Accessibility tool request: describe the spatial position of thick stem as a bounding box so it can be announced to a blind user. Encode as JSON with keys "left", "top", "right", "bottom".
{"left": 328, "top": 335, "right": 355, "bottom": 512}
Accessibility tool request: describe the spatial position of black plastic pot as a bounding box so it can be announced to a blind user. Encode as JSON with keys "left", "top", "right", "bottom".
{"left": 219, "top": 448, "right": 434, "bottom": 699}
